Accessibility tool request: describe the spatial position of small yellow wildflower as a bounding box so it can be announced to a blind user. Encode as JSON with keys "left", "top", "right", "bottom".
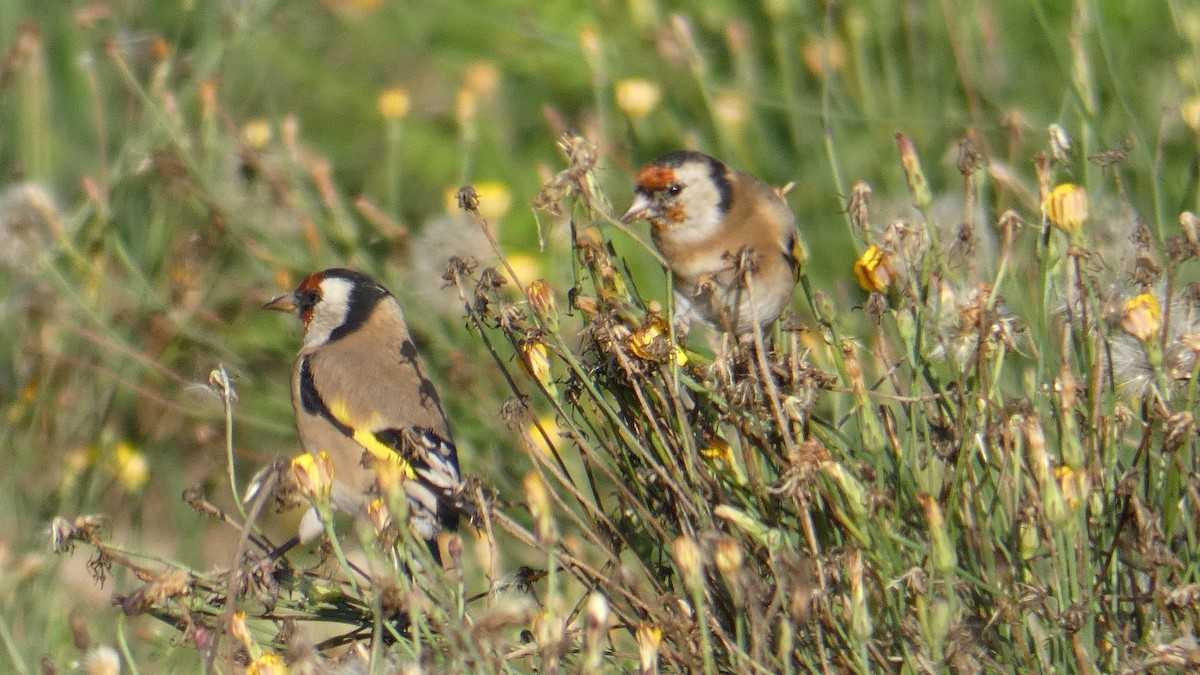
{"left": 635, "top": 623, "right": 663, "bottom": 673}
{"left": 522, "top": 340, "right": 554, "bottom": 393}
{"left": 526, "top": 279, "right": 558, "bottom": 329}
{"left": 1044, "top": 183, "right": 1089, "bottom": 234}
{"left": 853, "top": 244, "right": 893, "bottom": 293}
{"left": 291, "top": 452, "right": 333, "bottom": 500}
{"left": 627, "top": 315, "right": 687, "bottom": 366}
{"left": 245, "top": 653, "right": 287, "bottom": 675}
{"left": 1121, "top": 293, "right": 1162, "bottom": 343}
{"left": 1181, "top": 96, "right": 1200, "bottom": 133}
{"left": 230, "top": 610, "right": 252, "bottom": 651}
{"left": 241, "top": 119, "right": 272, "bottom": 150}
{"left": 112, "top": 441, "right": 149, "bottom": 493}
{"left": 614, "top": 79, "right": 661, "bottom": 119}
{"left": 526, "top": 415, "right": 561, "bottom": 458}
{"left": 377, "top": 87, "right": 411, "bottom": 121}
{"left": 506, "top": 253, "right": 541, "bottom": 289}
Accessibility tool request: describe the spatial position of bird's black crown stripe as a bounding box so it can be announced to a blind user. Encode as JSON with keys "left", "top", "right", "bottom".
{"left": 298, "top": 356, "right": 354, "bottom": 437}
{"left": 321, "top": 268, "right": 392, "bottom": 343}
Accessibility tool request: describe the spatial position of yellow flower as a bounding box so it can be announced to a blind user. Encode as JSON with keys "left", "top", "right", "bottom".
{"left": 522, "top": 340, "right": 554, "bottom": 393}
{"left": 614, "top": 79, "right": 661, "bottom": 119}
{"left": 1182, "top": 96, "right": 1200, "bottom": 133}
{"left": 448, "top": 181, "right": 512, "bottom": 222}
{"left": 377, "top": 87, "right": 411, "bottom": 121}
{"left": 506, "top": 253, "right": 541, "bottom": 289}
{"left": 113, "top": 441, "right": 149, "bottom": 493}
{"left": 1121, "top": 293, "right": 1162, "bottom": 343}
{"left": 366, "top": 498, "right": 392, "bottom": 535}
{"left": 853, "top": 244, "right": 893, "bottom": 293}
{"left": 230, "top": 610, "right": 252, "bottom": 651}
{"left": 241, "top": 119, "right": 272, "bottom": 150}
{"left": 627, "top": 315, "right": 687, "bottom": 366}
{"left": 1044, "top": 183, "right": 1089, "bottom": 234}
{"left": 526, "top": 279, "right": 558, "bottom": 329}
{"left": 635, "top": 623, "right": 663, "bottom": 673}
{"left": 245, "top": 653, "right": 287, "bottom": 675}
{"left": 1054, "top": 465, "right": 1091, "bottom": 512}
{"left": 526, "top": 415, "right": 561, "bottom": 458}
{"left": 291, "top": 452, "right": 333, "bottom": 500}
{"left": 474, "top": 181, "right": 512, "bottom": 222}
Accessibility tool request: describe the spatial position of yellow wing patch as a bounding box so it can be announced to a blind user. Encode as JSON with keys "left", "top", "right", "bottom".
{"left": 328, "top": 399, "right": 416, "bottom": 479}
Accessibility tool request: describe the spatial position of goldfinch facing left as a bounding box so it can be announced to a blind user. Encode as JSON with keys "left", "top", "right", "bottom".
{"left": 264, "top": 268, "right": 461, "bottom": 554}
{"left": 621, "top": 150, "right": 804, "bottom": 335}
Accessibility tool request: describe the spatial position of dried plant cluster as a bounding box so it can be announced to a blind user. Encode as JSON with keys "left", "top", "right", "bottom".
{"left": 52, "top": 128, "right": 1200, "bottom": 674}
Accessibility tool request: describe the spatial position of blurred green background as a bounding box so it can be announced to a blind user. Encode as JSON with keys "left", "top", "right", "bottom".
{"left": 1, "top": 0, "right": 1197, "bottom": 669}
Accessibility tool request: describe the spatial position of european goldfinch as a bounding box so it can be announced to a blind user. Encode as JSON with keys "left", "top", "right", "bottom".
{"left": 263, "top": 268, "right": 461, "bottom": 556}
{"left": 621, "top": 150, "right": 805, "bottom": 335}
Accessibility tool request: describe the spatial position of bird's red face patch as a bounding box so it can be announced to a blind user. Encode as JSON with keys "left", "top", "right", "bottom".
{"left": 296, "top": 272, "right": 324, "bottom": 328}
{"left": 635, "top": 165, "right": 677, "bottom": 193}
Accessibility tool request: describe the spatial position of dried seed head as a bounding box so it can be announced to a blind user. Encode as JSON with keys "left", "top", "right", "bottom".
{"left": 895, "top": 133, "right": 932, "bottom": 211}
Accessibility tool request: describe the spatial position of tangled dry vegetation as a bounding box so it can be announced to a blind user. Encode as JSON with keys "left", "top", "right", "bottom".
{"left": 50, "top": 126, "right": 1200, "bottom": 673}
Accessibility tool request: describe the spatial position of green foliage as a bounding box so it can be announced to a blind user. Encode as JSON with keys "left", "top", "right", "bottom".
{"left": 3, "top": 0, "right": 1200, "bottom": 672}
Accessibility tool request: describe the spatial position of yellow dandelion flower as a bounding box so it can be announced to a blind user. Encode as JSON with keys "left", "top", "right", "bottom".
{"left": 526, "top": 415, "right": 561, "bottom": 458}
{"left": 241, "top": 119, "right": 272, "bottom": 150}
{"left": 853, "top": 244, "right": 893, "bottom": 293}
{"left": 377, "top": 87, "right": 411, "bottom": 121}
{"left": 506, "top": 253, "right": 541, "bottom": 289}
{"left": 635, "top": 623, "right": 663, "bottom": 673}
{"left": 614, "top": 79, "right": 661, "bottom": 119}
{"left": 113, "top": 441, "right": 149, "bottom": 493}
{"left": 526, "top": 279, "right": 558, "bottom": 329}
{"left": 627, "top": 315, "right": 687, "bottom": 366}
{"left": 522, "top": 340, "right": 554, "bottom": 393}
{"left": 1043, "top": 183, "right": 1089, "bottom": 234}
{"left": 245, "top": 653, "right": 287, "bottom": 675}
{"left": 291, "top": 452, "right": 333, "bottom": 500}
{"left": 473, "top": 181, "right": 512, "bottom": 222}
{"left": 1121, "top": 293, "right": 1162, "bottom": 343}
{"left": 1182, "top": 96, "right": 1200, "bottom": 133}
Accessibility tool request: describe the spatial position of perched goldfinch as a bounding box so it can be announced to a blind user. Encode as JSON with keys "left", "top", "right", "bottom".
{"left": 263, "top": 268, "right": 461, "bottom": 556}
{"left": 621, "top": 150, "right": 804, "bottom": 335}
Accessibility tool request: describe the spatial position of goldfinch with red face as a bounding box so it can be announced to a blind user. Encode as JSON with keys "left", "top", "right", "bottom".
{"left": 263, "top": 268, "right": 461, "bottom": 557}
{"left": 621, "top": 150, "right": 805, "bottom": 335}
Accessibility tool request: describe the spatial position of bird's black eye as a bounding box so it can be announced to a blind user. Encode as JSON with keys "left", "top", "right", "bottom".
{"left": 296, "top": 289, "right": 320, "bottom": 315}
{"left": 666, "top": 183, "right": 683, "bottom": 197}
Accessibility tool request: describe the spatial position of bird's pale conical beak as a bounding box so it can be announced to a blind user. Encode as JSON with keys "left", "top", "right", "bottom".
{"left": 620, "top": 193, "right": 652, "bottom": 224}
{"left": 263, "top": 292, "right": 298, "bottom": 313}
